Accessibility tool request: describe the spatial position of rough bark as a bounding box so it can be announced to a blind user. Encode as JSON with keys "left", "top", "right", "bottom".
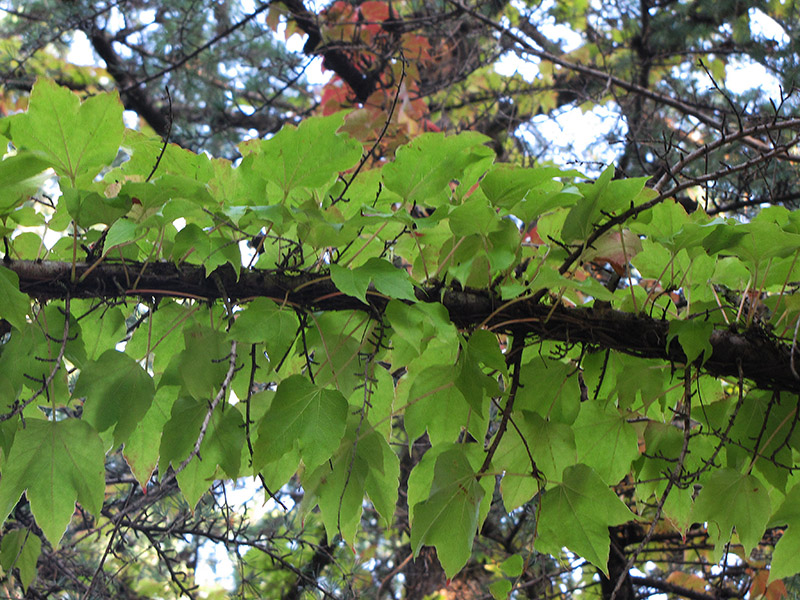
{"left": 6, "top": 259, "right": 798, "bottom": 393}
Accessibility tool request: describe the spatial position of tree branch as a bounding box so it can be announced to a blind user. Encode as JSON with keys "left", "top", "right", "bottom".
{"left": 7, "top": 259, "right": 799, "bottom": 393}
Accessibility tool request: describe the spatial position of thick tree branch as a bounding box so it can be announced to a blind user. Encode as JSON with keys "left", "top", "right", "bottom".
{"left": 8, "top": 259, "right": 798, "bottom": 393}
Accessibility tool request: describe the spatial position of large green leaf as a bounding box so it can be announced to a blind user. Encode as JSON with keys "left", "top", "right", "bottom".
{"left": 228, "top": 298, "right": 299, "bottom": 364}
{"left": 0, "top": 419, "right": 105, "bottom": 545}
{"left": 536, "top": 464, "right": 634, "bottom": 575}
{"left": 692, "top": 468, "right": 771, "bottom": 556}
{"left": 253, "top": 375, "right": 347, "bottom": 471}
{"left": 176, "top": 403, "right": 244, "bottom": 508}
{"left": 0, "top": 152, "right": 52, "bottom": 214}
{"left": 410, "top": 446, "right": 485, "bottom": 578}
{"left": 769, "top": 482, "right": 800, "bottom": 581}
{"left": 382, "top": 131, "right": 494, "bottom": 206}
{"left": 302, "top": 420, "right": 399, "bottom": 546}
{"left": 249, "top": 113, "right": 362, "bottom": 200}
{"left": 330, "top": 258, "right": 416, "bottom": 304}
{"left": 572, "top": 402, "right": 639, "bottom": 485}
{"left": 74, "top": 349, "right": 155, "bottom": 447}
{"left": 495, "top": 410, "right": 576, "bottom": 510}
{"left": 10, "top": 78, "right": 123, "bottom": 186}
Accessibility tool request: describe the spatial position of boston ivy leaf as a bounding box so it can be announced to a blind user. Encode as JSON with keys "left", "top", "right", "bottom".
{"left": 692, "top": 468, "right": 770, "bottom": 557}
{"left": 10, "top": 78, "right": 123, "bottom": 186}
{"left": 63, "top": 189, "right": 131, "bottom": 228}
{"left": 123, "top": 386, "right": 179, "bottom": 490}
{"left": 410, "top": 446, "right": 485, "bottom": 578}
{"left": 330, "top": 263, "right": 371, "bottom": 304}
{"left": 253, "top": 375, "right": 347, "bottom": 472}
{"left": 228, "top": 298, "right": 299, "bottom": 363}
{"left": 361, "top": 258, "right": 417, "bottom": 301}
{"left": 103, "top": 218, "right": 139, "bottom": 252}
{"left": 403, "top": 364, "right": 472, "bottom": 446}
{"left": 667, "top": 320, "right": 714, "bottom": 365}
{"left": 536, "top": 464, "right": 634, "bottom": 575}
{"left": 0, "top": 152, "right": 51, "bottom": 214}
{"left": 74, "top": 349, "right": 155, "bottom": 447}
{"left": 572, "top": 402, "right": 639, "bottom": 485}
{"left": 331, "top": 258, "right": 416, "bottom": 304}
{"left": 178, "top": 325, "right": 230, "bottom": 400}
{"left": 768, "top": 482, "right": 800, "bottom": 581}
{"left": 0, "top": 266, "right": 30, "bottom": 331}
{"left": 0, "top": 419, "right": 105, "bottom": 545}
{"left": 0, "top": 529, "right": 41, "bottom": 591}
{"left": 250, "top": 113, "right": 362, "bottom": 200}
{"left": 302, "top": 421, "right": 399, "bottom": 546}
{"left": 495, "top": 410, "right": 576, "bottom": 510}
{"left": 176, "top": 404, "right": 244, "bottom": 508}
{"left": 382, "top": 132, "right": 494, "bottom": 207}
{"left": 480, "top": 164, "right": 573, "bottom": 209}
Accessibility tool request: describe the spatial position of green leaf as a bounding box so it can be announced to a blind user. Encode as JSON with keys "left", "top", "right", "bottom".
{"left": 104, "top": 218, "right": 139, "bottom": 252}
{"left": 302, "top": 421, "right": 399, "bottom": 546}
{"left": 63, "top": 189, "right": 131, "bottom": 227}
{"left": 536, "top": 464, "right": 634, "bottom": 575}
{"left": 11, "top": 78, "right": 123, "bottom": 186}
{"left": 250, "top": 113, "right": 362, "bottom": 199}
{"left": 692, "top": 468, "right": 770, "bottom": 556}
{"left": 769, "top": 482, "right": 800, "bottom": 580}
{"left": 123, "top": 386, "right": 178, "bottom": 490}
{"left": 449, "top": 198, "right": 500, "bottom": 237}
{"left": 228, "top": 298, "right": 299, "bottom": 362}
{"left": 176, "top": 403, "right": 244, "bottom": 508}
{"left": 495, "top": 411, "right": 576, "bottom": 510}
{"left": 480, "top": 164, "right": 576, "bottom": 209}
{"left": 0, "top": 529, "right": 41, "bottom": 591}
{"left": 331, "top": 258, "right": 416, "bottom": 304}
{"left": 572, "top": 402, "right": 639, "bottom": 485}
{"left": 0, "top": 152, "right": 51, "bottom": 214}
{"left": 490, "top": 579, "right": 513, "bottom": 600}
{"left": 667, "top": 320, "right": 714, "bottom": 365}
{"left": 253, "top": 375, "right": 348, "bottom": 471}
{"left": 178, "top": 325, "right": 230, "bottom": 400}
{"left": 403, "top": 364, "right": 472, "bottom": 446}
{"left": 0, "top": 419, "right": 105, "bottom": 545}
{"left": 0, "top": 266, "right": 30, "bottom": 331}
{"left": 410, "top": 446, "right": 485, "bottom": 578}
{"left": 74, "top": 349, "right": 155, "bottom": 446}
{"left": 382, "top": 132, "right": 494, "bottom": 206}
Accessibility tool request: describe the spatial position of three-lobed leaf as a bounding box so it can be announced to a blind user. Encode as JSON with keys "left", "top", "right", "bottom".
{"left": 10, "top": 78, "right": 123, "bottom": 186}
{"left": 536, "top": 464, "right": 634, "bottom": 575}
{"left": 0, "top": 419, "right": 105, "bottom": 545}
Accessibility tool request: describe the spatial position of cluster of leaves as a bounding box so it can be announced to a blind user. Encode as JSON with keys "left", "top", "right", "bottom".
{"left": 2, "top": 78, "right": 800, "bottom": 598}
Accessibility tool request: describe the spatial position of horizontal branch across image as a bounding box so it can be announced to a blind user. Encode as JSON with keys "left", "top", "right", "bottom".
{"left": 6, "top": 259, "right": 796, "bottom": 393}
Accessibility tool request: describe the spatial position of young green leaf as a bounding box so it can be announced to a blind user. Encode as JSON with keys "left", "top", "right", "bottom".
{"left": 667, "top": 320, "right": 714, "bottom": 365}
{"left": 382, "top": 131, "right": 494, "bottom": 207}
{"left": 572, "top": 402, "right": 639, "bottom": 485}
{"left": 249, "top": 113, "right": 362, "bottom": 200}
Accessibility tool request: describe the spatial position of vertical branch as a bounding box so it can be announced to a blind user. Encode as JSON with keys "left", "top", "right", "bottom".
{"left": 479, "top": 331, "right": 526, "bottom": 475}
